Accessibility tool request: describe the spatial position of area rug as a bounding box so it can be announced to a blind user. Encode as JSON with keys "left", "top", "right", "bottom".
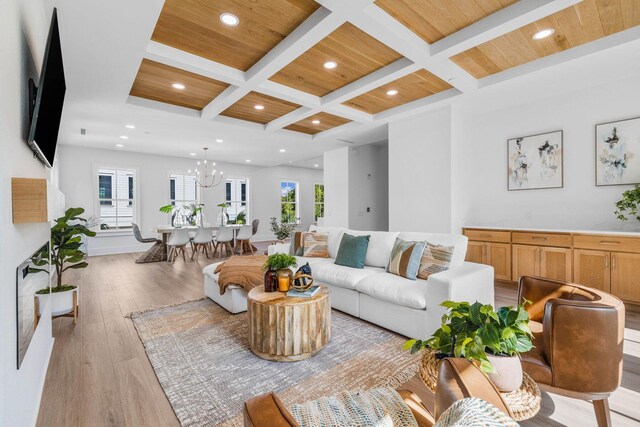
{"left": 129, "top": 299, "right": 420, "bottom": 427}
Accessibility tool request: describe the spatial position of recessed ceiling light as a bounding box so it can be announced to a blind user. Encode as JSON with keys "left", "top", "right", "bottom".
{"left": 386, "top": 89, "right": 398, "bottom": 96}
{"left": 216, "top": 139, "right": 223, "bottom": 143}
{"left": 314, "top": 164, "right": 319, "bottom": 167}
{"left": 172, "top": 83, "right": 186, "bottom": 90}
{"left": 220, "top": 13, "right": 239, "bottom": 26}
{"left": 246, "top": 159, "right": 251, "bottom": 163}
{"left": 190, "top": 153, "right": 196, "bottom": 156}
{"left": 279, "top": 149, "right": 286, "bottom": 153}
{"left": 116, "top": 144, "right": 124, "bottom": 148}
{"left": 119, "top": 135, "right": 129, "bottom": 139}
{"left": 254, "top": 105, "right": 264, "bottom": 110}
{"left": 532, "top": 28, "right": 554, "bottom": 40}
{"left": 125, "top": 124, "right": 135, "bottom": 129}
{"left": 288, "top": 161, "right": 293, "bottom": 164}
{"left": 323, "top": 61, "right": 337, "bottom": 69}
{"left": 311, "top": 119, "right": 320, "bottom": 125}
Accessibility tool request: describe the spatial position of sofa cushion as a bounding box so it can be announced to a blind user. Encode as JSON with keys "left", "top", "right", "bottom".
{"left": 303, "top": 232, "right": 329, "bottom": 258}
{"left": 294, "top": 256, "right": 331, "bottom": 271}
{"left": 313, "top": 260, "right": 383, "bottom": 290}
{"left": 335, "top": 233, "right": 370, "bottom": 269}
{"left": 355, "top": 272, "right": 429, "bottom": 310}
{"left": 387, "top": 238, "right": 425, "bottom": 280}
{"left": 309, "top": 225, "right": 345, "bottom": 258}
{"left": 397, "top": 232, "right": 468, "bottom": 268}
{"left": 346, "top": 230, "right": 400, "bottom": 268}
{"left": 417, "top": 242, "right": 454, "bottom": 280}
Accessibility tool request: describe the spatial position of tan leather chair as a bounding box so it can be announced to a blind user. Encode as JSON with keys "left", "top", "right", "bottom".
{"left": 243, "top": 358, "right": 513, "bottom": 427}
{"left": 517, "top": 276, "right": 625, "bottom": 427}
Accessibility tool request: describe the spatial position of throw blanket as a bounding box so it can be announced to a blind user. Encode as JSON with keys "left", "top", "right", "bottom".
{"left": 214, "top": 255, "right": 267, "bottom": 295}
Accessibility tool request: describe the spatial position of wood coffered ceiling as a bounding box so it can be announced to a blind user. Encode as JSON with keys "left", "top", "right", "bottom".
{"left": 151, "top": 0, "right": 320, "bottom": 71}
{"left": 269, "top": 23, "right": 403, "bottom": 96}
{"left": 452, "top": 0, "right": 640, "bottom": 78}
{"left": 130, "top": 59, "right": 229, "bottom": 110}
{"left": 220, "top": 91, "right": 300, "bottom": 124}
{"left": 284, "top": 112, "right": 351, "bottom": 135}
{"left": 343, "top": 70, "right": 452, "bottom": 114}
{"left": 375, "top": 0, "right": 518, "bottom": 44}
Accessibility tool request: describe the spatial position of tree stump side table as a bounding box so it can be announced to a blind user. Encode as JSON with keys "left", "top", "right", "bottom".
{"left": 248, "top": 285, "right": 330, "bottom": 362}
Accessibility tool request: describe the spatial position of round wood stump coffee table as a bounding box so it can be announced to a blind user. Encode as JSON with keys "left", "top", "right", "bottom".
{"left": 248, "top": 285, "right": 330, "bottom": 362}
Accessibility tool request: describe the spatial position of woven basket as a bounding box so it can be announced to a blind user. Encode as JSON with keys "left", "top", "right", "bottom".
{"left": 418, "top": 349, "right": 541, "bottom": 421}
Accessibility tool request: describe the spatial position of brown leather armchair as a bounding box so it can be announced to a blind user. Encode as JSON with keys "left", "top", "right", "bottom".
{"left": 243, "top": 358, "right": 513, "bottom": 427}
{"left": 517, "top": 276, "right": 625, "bottom": 427}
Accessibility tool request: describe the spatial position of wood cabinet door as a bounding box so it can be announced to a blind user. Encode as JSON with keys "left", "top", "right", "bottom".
{"left": 610, "top": 252, "right": 640, "bottom": 303}
{"left": 540, "top": 247, "right": 572, "bottom": 282}
{"left": 512, "top": 244, "right": 539, "bottom": 282}
{"left": 487, "top": 243, "right": 512, "bottom": 281}
{"left": 573, "top": 249, "right": 610, "bottom": 292}
{"left": 466, "top": 241, "right": 485, "bottom": 264}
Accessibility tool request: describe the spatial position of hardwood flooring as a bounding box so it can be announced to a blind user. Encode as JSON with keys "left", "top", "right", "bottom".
{"left": 36, "top": 254, "right": 640, "bottom": 426}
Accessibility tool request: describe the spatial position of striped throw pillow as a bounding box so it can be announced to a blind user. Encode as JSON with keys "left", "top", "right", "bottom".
{"left": 387, "top": 238, "right": 426, "bottom": 280}
{"left": 417, "top": 242, "right": 454, "bottom": 279}
{"left": 289, "top": 231, "right": 305, "bottom": 256}
{"left": 303, "top": 232, "right": 329, "bottom": 258}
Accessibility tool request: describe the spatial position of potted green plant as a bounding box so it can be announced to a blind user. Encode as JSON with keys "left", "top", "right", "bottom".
{"left": 269, "top": 217, "right": 296, "bottom": 243}
{"left": 236, "top": 210, "right": 246, "bottom": 225}
{"left": 404, "top": 300, "right": 533, "bottom": 392}
{"left": 263, "top": 253, "right": 297, "bottom": 292}
{"left": 615, "top": 184, "right": 640, "bottom": 222}
{"left": 33, "top": 208, "right": 97, "bottom": 317}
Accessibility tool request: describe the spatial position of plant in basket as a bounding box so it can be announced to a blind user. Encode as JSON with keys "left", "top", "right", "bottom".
{"left": 403, "top": 300, "right": 534, "bottom": 392}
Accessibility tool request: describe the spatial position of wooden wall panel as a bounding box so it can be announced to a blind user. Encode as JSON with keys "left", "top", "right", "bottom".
{"left": 130, "top": 59, "right": 229, "bottom": 110}
{"left": 270, "top": 23, "right": 402, "bottom": 96}
{"left": 452, "top": 0, "right": 640, "bottom": 78}
{"left": 12, "top": 178, "right": 48, "bottom": 223}
{"left": 284, "top": 112, "right": 351, "bottom": 135}
{"left": 220, "top": 91, "right": 300, "bottom": 124}
{"left": 151, "top": 0, "right": 319, "bottom": 71}
{"left": 343, "top": 69, "right": 452, "bottom": 114}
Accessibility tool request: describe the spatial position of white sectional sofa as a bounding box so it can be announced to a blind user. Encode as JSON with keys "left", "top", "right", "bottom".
{"left": 204, "top": 226, "right": 494, "bottom": 339}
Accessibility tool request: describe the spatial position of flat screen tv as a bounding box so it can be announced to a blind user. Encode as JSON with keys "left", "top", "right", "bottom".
{"left": 28, "top": 8, "right": 65, "bottom": 168}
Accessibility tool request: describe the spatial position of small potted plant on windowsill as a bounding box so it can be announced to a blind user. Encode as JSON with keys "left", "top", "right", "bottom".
{"left": 404, "top": 300, "right": 533, "bottom": 392}
{"left": 263, "top": 253, "right": 297, "bottom": 292}
{"left": 33, "top": 208, "right": 98, "bottom": 319}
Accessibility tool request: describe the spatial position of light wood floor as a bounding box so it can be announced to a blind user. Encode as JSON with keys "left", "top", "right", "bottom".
{"left": 36, "top": 252, "right": 640, "bottom": 427}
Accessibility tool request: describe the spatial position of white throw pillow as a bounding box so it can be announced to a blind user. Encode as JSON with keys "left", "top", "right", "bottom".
{"left": 345, "top": 230, "right": 399, "bottom": 268}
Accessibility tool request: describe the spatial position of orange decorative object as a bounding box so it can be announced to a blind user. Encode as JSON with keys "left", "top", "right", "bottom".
{"left": 278, "top": 276, "right": 290, "bottom": 292}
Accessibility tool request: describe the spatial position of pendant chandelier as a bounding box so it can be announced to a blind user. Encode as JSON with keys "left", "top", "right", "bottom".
{"left": 189, "top": 147, "right": 224, "bottom": 188}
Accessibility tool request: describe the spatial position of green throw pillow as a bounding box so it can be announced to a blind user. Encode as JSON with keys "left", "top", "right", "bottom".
{"left": 335, "top": 233, "right": 370, "bottom": 269}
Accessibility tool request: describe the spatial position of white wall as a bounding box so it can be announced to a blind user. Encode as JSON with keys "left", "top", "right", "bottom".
{"left": 348, "top": 144, "right": 389, "bottom": 231}
{"left": 454, "top": 75, "right": 640, "bottom": 232}
{"left": 58, "top": 146, "right": 323, "bottom": 254}
{"left": 0, "top": 0, "right": 56, "bottom": 425}
{"left": 323, "top": 147, "right": 349, "bottom": 227}
{"left": 389, "top": 106, "right": 453, "bottom": 233}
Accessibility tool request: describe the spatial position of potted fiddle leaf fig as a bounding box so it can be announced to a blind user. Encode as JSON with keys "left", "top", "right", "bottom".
{"left": 404, "top": 300, "right": 533, "bottom": 392}
{"left": 34, "top": 208, "right": 98, "bottom": 317}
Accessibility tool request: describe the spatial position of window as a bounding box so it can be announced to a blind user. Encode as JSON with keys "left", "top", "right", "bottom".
{"left": 314, "top": 184, "right": 324, "bottom": 221}
{"left": 226, "top": 178, "right": 249, "bottom": 223}
{"left": 281, "top": 181, "right": 299, "bottom": 224}
{"left": 169, "top": 173, "right": 199, "bottom": 206}
{"left": 97, "top": 168, "right": 135, "bottom": 229}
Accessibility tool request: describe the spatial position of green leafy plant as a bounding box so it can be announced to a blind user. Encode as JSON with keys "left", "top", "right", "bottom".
{"left": 403, "top": 300, "right": 534, "bottom": 373}
{"left": 263, "top": 253, "right": 297, "bottom": 271}
{"left": 615, "top": 184, "right": 640, "bottom": 222}
{"left": 236, "top": 210, "right": 246, "bottom": 225}
{"left": 270, "top": 217, "right": 296, "bottom": 241}
{"left": 34, "top": 207, "right": 98, "bottom": 294}
{"left": 160, "top": 203, "right": 205, "bottom": 226}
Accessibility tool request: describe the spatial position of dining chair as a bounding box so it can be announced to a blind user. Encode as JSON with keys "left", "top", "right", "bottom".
{"left": 167, "top": 228, "right": 190, "bottom": 264}
{"left": 191, "top": 227, "right": 213, "bottom": 261}
{"left": 251, "top": 219, "right": 259, "bottom": 236}
{"left": 213, "top": 226, "right": 234, "bottom": 258}
{"left": 132, "top": 223, "right": 157, "bottom": 243}
{"left": 235, "top": 224, "right": 254, "bottom": 255}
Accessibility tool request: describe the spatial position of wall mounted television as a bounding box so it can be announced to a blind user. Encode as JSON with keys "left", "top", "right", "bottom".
{"left": 28, "top": 8, "right": 66, "bottom": 168}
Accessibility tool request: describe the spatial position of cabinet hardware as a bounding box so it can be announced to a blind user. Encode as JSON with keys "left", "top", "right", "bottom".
{"left": 612, "top": 255, "right": 616, "bottom": 269}
{"left": 600, "top": 240, "right": 621, "bottom": 245}
{"left": 532, "top": 237, "right": 547, "bottom": 240}
{"left": 605, "top": 256, "right": 609, "bottom": 269}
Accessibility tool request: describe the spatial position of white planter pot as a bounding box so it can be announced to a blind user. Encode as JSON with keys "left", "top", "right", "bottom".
{"left": 35, "top": 286, "right": 79, "bottom": 317}
{"left": 486, "top": 354, "right": 523, "bottom": 393}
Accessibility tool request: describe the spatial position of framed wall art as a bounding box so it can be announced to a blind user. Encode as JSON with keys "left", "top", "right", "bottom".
{"left": 508, "top": 130, "right": 563, "bottom": 191}
{"left": 596, "top": 116, "right": 640, "bottom": 186}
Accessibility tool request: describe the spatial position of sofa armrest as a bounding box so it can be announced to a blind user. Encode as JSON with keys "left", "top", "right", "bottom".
{"left": 268, "top": 243, "right": 291, "bottom": 255}
{"left": 422, "top": 262, "right": 494, "bottom": 339}
{"left": 244, "top": 392, "right": 299, "bottom": 427}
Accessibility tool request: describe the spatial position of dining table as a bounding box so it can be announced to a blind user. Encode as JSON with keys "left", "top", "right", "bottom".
{"left": 153, "top": 224, "right": 244, "bottom": 261}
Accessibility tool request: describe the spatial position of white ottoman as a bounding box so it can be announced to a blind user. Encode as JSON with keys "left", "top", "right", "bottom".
{"left": 203, "top": 262, "right": 248, "bottom": 314}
